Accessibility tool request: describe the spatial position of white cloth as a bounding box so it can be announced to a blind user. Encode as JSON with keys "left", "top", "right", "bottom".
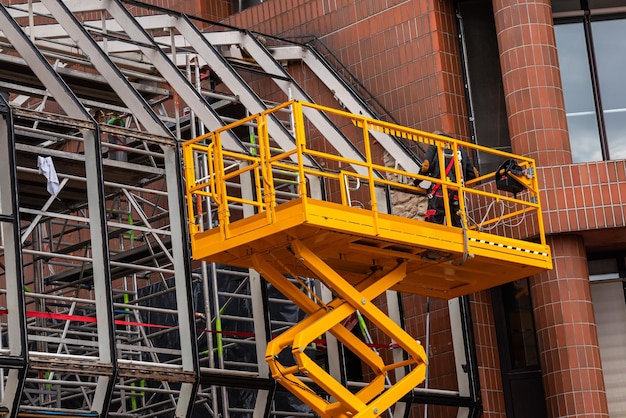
{"left": 37, "top": 156, "right": 60, "bottom": 196}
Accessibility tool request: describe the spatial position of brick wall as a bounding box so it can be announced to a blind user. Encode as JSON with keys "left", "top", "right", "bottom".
{"left": 223, "top": 2, "right": 498, "bottom": 417}
{"left": 141, "top": 0, "right": 231, "bottom": 20}
{"left": 492, "top": 0, "right": 571, "bottom": 166}
{"left": 540, "top": 161, "right": 626, "bottom": 234}
{"left": 224, "top": 0, "right": 469, "bottom": 136}
{"left": 493, "top": 1, "right": 611, "bottom": 416}
{"left": 530, "top": 235, "right": 609, "bottom": 417}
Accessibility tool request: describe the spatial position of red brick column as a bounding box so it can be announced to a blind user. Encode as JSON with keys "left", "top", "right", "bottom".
{"left": 493, "top": 1, "right": 609, "bottom": 417}
{"left": 492, "top": 0, "right": 571, "bottom": 166}
{"left": 530, "top": 235, "right": 608, "bottom": 417}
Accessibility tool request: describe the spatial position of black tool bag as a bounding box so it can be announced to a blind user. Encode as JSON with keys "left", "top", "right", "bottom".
{"left": 495, "top": 159, "right": 526, "bottom": 196}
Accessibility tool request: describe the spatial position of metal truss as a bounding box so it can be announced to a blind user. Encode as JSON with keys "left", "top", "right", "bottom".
{"left": 0, "top": 1, "right": 477, "bottom": 417}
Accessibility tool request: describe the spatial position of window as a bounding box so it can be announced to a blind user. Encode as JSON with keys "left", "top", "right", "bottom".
{"left": 554, "top": 9, "right": 626, "bottom": 162}
{"left": 588, "top": 257, "right": 620, "bottom": 281}
{"left": 554, "top": 23, "right": 602, "bottom": 163}
{"left": 591, "top": 19, "right": 626, "bottom": 160}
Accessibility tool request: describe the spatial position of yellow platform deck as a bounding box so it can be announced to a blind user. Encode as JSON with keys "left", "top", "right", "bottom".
{"left": 191, "top": 197, "right": 550, "bottom": 300}
{"left": 185, "top": 100, "right": 551, "bottom": 300}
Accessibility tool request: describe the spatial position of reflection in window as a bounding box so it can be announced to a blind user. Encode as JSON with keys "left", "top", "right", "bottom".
{"left": 554, "top": 23, "right": 602, "bottom": 163}
{"left": 592, "top": 19, "right": 626, "bottom": 160}
{"left": 555, "top": 15, "right": 626, "bottom": 162}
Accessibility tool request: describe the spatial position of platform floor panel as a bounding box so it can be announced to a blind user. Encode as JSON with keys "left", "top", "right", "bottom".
{"left": 191, "top": 198, "right": 552, "bottom": 299}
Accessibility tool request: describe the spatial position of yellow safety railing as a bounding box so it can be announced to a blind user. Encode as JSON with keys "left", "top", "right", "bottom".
{"left": 183, "top": 100, "right": 547, "bottom": 248}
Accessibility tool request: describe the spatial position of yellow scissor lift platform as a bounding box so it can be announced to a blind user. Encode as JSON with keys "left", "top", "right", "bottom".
{"left": 183, "top": 100, "right": 552, "bottom": 418}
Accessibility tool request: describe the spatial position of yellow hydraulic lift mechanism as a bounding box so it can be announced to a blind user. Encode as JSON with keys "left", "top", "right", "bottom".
{"left": 183, "top": 100, "right": 552, "bottom": 418}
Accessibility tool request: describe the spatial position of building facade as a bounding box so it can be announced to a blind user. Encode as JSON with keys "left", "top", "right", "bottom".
{"left": 212, "top": 0, "right": 626, "bottom": 417}
{"left": 1, "top": 0, "right": 625, "bottom": 417}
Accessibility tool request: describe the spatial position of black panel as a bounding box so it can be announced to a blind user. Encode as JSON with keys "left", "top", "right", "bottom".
{"left": 457, "top": 0, "right": 512, "bottom": 175}
{"left": 552, "top": 0, "right": 584, "bottom": 13}
{"left": 492, "top": 281, "right": 548, "bottom": 418}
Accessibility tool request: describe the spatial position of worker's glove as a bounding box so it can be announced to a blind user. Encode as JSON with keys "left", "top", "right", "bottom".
{"left": 413, "top": 178, "right": 432, "bottom": 189}
{"left": 473, "top": 166, "right": 479, "bottom": 179}
{"left": 420, "top": 160, "right": 429, "bottom": 174}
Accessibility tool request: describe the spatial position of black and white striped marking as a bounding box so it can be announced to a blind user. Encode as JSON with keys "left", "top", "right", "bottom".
{"left": 468, "top": 237, "right": 548, "bottom": 257}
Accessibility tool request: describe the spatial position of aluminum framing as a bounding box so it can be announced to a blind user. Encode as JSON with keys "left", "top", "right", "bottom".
{"left": 0, "top": 90, "right": 29, "bottom": 418}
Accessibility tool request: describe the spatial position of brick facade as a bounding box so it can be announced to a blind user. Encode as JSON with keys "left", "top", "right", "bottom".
{"left": 217, "top": 0, "right": 617, "bottom": 416}
{"left": 493, "top": 0, "right": 572, "bottom": 166}
{"left": 223, "top": 0, "right": 469, "bottom": 136}
{"left": 530, "top": 235, "right": 608, "bottom": 417}
{"left": 223, "top": 2, "right": 500, "bottom": 417}
{"left": 541, "top": 162, "right": 626, "bottom": 234}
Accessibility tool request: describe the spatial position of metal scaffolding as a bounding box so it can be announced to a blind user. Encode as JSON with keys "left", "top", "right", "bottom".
{"left": 0, "top": 0, "right": 535, "bottom": 417}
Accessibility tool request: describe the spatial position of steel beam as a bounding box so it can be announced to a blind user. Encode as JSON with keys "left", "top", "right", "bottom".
{"left": 0, "top": 89, "right": 28, "bottom": 418}
{"left": 173, "top": 14, "right": 305, "bottom": 155}
{"left": 236, "top": 30, "right": 375, "bottom": 177}
{"left": 0, "top": 4, "right": 119, "bottom": 415}
{"left": 301, "top": 46, "right": 421, "bottom": 173}
{"left": 100, "top": 0, "right": 245, "bottom": 151}
{"left": 248, "top": 267, "right": 271, "bottom": 417}
{"left": 0, "top": 3, "right": 91, "bottom": 121}
{"left": 163, "top": 143, "right": 200, "bottom": 418}
{"left": 40, "top": 0, "right": 172, "bottom": 137}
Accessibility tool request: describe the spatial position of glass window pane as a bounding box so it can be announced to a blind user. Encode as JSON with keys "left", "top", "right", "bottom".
{"left": 555, "top": 23, "right": 603, "bottom": 163}
{"left": 567, "top": 114, "right": 604, "bottom": 162}
{"left": 604, "top": 113, "right": 626, "bottom": 159}
{"left": 591, "top": 19, "right": 626, "bottom": 160}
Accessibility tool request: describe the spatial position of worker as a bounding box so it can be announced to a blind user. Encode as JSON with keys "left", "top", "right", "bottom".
{"left": 418, "top": 132, "right": 479, "bottom": 227}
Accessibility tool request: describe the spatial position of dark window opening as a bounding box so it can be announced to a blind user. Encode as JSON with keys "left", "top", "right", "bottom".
{"left": 232, "top": 0, "right": 263, "bottom": 13}
{"left": 492, "top": 279, "right": 547, "bottom": 418}
{"left": 501, "top": 279, "right": 540, "bottom": 369}
{"left": 456, "top": 0, "right": 511, "bottom": 175}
